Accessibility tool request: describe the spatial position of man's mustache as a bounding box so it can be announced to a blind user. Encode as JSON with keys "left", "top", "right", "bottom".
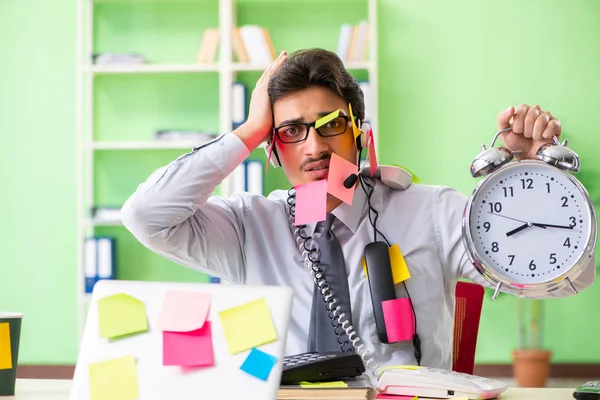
{"left": 299, "top": 153, "right": 331, "bottom": 171}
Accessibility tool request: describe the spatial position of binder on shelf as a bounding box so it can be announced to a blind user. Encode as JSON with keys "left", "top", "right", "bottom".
{"left": 232, "top": 82, "right": 247, "bottom": 129}
{"left": 231, "top": 160, "right": 264, "bottom": 196}
{"left": 336, "top": 21, "right": 369, "bottom": 63}
{"left": 209, "top": 276, "right": 221, "bottom": 284}
{"left": 83, "top": 236, "right": 115, "bottom": 293}
{"left": 358, "top": 80, "right": 371, "bottom": 123}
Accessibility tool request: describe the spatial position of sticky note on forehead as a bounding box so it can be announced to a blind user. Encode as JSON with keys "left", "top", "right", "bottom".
{"left": 315, "top": 109, "right": 341, "bottom": 129}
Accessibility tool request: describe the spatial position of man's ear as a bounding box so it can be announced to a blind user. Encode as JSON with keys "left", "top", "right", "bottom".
{"left": 355, "top": 121, "right": 370, "bottom": 151}
{"left": 264, "top": 138, "right": 281, "bottom": 168}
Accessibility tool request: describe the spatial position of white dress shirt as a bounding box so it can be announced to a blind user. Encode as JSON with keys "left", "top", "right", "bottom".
{"left": 121, "top": 132, "right": 595, "bottom": 379}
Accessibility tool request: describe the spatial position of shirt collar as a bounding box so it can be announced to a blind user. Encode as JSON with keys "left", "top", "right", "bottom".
{"left": 330, "top": 182, "right": 368, "bottom": 233}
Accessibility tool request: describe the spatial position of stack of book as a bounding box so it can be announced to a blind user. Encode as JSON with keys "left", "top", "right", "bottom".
{"left": 196, "top": 25, "right": 277, "bottom": 65}
{"left": 277, "top": 376, "right": 376, "bottom": 400}
{"left": 336, "top": 21, "right": 369, "bottom": 63}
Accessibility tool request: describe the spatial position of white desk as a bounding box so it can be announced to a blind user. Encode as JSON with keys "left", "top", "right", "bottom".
{"left": 6, "top": 379, "right": 576, "bottom": 399}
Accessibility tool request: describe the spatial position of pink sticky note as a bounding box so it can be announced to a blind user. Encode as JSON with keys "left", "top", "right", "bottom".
{"left": 294, "top": 180, "right": 327, "bottom": 226}
{"left": 368, "top": 129, "right": 378, "bottom": 177}
{"left": 326, "top": 153, "right": 357, "bottom": 205}
{"left": 157, "top": 290, "right": 211, "bottom": 332}
{"left": 382, "top": 298, "right": 415, "bottom": 343}
{"left": 163, "top": 321, "right": 214, "bottom": 367}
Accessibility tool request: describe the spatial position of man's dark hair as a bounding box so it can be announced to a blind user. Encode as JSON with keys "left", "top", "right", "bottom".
{"left": 268, "top": 48, "right": 365, "bottom": 122}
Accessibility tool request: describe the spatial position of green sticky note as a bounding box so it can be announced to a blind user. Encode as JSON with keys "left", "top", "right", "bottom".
{"left": 390, "top": 164, "right": 421, "bottom": 183}
{"left": 299, "top": 381, "right": 348, "bottom": 388}
{"left": 98, "top": 293, "right": 148, "bottom": 339}
{"left": 315, "top": 109, "right": 341, "bottom": 129}
{"left": 89, "top": 355, "right": 139, "bottom": 400}
{"left": 218, "top": 298, "right": 278, "bottom": 354}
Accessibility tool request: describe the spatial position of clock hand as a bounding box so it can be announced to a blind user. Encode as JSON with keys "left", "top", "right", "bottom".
{"left": 532, "top": 223, "right": 574, "bottom": 230}
{"left": 506, "top": 223, "right": 531, "bottom": 237}
{"left": 488, "top": 212, "right": 528, "bottom": 224}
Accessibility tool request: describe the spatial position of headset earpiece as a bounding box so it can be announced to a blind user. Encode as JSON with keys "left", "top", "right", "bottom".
{"left": 355, "top": 121, "right": 370, "bottom": 151}
{"left": 263, "top": 139, "right": 281, "bottom": 168}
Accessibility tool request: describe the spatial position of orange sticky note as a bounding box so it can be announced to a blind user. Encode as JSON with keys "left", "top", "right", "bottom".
{"left": 294, "top": 180, "right": 327, "bottom": 226}
{"left": 315, "top": 109, "right": 340, "bottom": 129}
{"left": 89, "top": 355, "right": 139, "bottom": 400}
{"left": 362, "top": 245, "right": 410, "bottom": 285}
{"left": 368, "top": 128, "right": 378, "bottom": 177}
{"left": 98, "top": 293, "right": 148, "bottom": 339}
{"left": 156, "top": 290, "right": 211, "bottom": 332}
{"left": 0, "top": 322, "right": 12, "bottom": 370}
{"left": 390, "top": 244, "right": 410, "bottom": 284}
{"left": 327, "top": 153, "right": 357, "bottom": 205}
{"left": 218, "top": 298, "right": 278, "bottom": 355}
{"left": 348, "top": 103, "right": 361, "bottom": 139}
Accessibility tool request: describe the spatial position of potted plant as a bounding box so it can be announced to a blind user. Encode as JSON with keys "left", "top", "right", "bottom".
{"left": 511, "top": 298, "right": 552, "bottom": 387}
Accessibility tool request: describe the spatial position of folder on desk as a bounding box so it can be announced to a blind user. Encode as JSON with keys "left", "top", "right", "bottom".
{"left": 278, "top": 375, "right": 375, "bottom": 399}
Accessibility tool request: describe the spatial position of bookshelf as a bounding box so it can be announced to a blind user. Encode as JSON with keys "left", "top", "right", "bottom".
{"left": 75, "top": 0, "right": 379, "bottom": 339}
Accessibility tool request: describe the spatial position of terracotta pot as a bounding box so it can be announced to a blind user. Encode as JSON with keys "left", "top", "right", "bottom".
{"left": 512, "top": 349, "right": 552, "bottom": 387}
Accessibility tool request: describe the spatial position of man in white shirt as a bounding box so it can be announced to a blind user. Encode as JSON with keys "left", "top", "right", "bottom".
{"left": 121, "top": 48, "right": 595, "bottom": 375}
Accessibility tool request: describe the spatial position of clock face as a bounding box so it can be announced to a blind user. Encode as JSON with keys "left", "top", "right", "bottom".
{"left": 467, "top": 161, "right": 594, "bottom": 284}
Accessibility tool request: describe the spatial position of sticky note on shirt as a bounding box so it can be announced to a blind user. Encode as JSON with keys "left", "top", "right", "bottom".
{"left": 0, "top": 322, "right": 12, "bottom": 370}
{"left": 299, "top": 381, "right": 348, "bottom": 388}
{"left": 218, "top": 298, "right": 278, "bottom": 355}
{"left": 98, "top": 293, "right": 148, "bottom": 339}
{"left": 89, "top": 355, "right": 138, "bottom": 400}
{"left": 156, "top": 290, "right": 211, "bottom": 332}
{"left": 389, "top": 244, "right": 410, "bottom": 284}
{"left": 294, "top": 180, "right": 327, "bottom": 226}
{"left": 163, "top": 321, "right": 214, "bottom": 367}
{"left": 315, "top": 109, "right": 340, "bottom": 129}
{"left": 327, "top": 152, "right": 357, "bottom": 205}
{"left": 362, "top": 244, "right": 411, "bottom": 285}
{"left": 240, "top": 348, "right": 278, "bottom": 381}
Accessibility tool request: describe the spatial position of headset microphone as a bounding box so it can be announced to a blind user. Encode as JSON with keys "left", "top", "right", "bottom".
{"left": 343, "top": 174, "right": 358, "bottom": 189}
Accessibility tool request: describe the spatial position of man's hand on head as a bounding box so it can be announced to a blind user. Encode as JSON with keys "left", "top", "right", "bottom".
{"left": 234, "top": 51, "right": 288, "bottom": 151}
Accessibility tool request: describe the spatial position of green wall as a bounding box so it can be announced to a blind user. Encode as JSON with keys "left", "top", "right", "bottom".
{"left": 1, "top": 0, "right": 599, "bottom": 366}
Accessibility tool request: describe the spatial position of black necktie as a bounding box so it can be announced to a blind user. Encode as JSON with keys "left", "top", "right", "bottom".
{"left": 307, "top": 213, "right": 354, "bottom": 352}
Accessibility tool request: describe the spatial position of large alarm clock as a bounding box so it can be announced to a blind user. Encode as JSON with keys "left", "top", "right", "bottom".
{"left": 462, "top": 127, "right": 597, "bottom": 298}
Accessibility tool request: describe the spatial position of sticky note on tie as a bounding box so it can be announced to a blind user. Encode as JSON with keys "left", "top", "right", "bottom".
{"left": 327, "top": 152, "right": 357, "bottom": 205}
{"left": 389, "top": 244, "right": 410, "bottom": 284}
{"left": 89, "top": 355, "right": 139, "bottom": 400}
{"left": 163, "top": 321, "right": 214, "bottom": 367}
{"left": 240, "top": 348, "right": 278, "bottom": 381}
{"left": 294, "top": 180, "right": 327, "bottom": 226}
{"left": 315, "top": 109, "right": 340, "bottom": 129}
{"left": 299, "top": 381, "right": 348, "bottom": 388}
{"left": 156, "top": 290, "right": 211, "bottom": 332}
{"left": 98, "top": 293, "right": 148, "bottom": 339}
{"left": 362, "top": 244, "right": 411, "bottom": 285}
{"left": 0, "top": 322, "right": 12, "bottom": 370}
{"left": 367, "top": 128, "right": 378, "bottom": 177}
{"left": 218, "top": 298, "right": 278, "bottom": 355}
{"left": 348, "top": 103, "right": 361, "bottom": 140}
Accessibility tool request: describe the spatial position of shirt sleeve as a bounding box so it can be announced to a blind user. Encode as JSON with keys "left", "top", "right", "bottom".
{"left": 120, "top": 133, "right": 251, "bottom": 284}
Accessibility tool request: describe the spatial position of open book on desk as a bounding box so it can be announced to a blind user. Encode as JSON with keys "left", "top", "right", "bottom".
{"left": 277, "top": 375, "right": 376, "bottom": 400}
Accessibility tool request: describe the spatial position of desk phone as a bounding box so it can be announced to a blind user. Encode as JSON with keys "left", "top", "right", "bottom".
{"left": 280, "top": 351, "right": 365, "bottom": 384}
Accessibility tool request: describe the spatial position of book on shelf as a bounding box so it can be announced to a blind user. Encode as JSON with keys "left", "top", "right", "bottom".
{"left": 233, "top": 25, "right": 276, "bottom": 65}
{"left": 92, "top": 53, "right": 146, "bottom": 65}
{"left": 155, "top": 130, "right": 217, "bottom": 143}
{"left": 196, "top": 28, "right": 220, "bottom": 64}
{"left": 337, "top": 21, "right": 369, "bottom": 63}
{"left": 277, "top": 375, "right": 376, "bottom": 400}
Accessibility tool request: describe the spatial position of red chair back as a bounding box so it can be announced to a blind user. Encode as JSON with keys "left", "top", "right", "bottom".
{"left": 452, "top": 281, "right": 485, "bottom": 375}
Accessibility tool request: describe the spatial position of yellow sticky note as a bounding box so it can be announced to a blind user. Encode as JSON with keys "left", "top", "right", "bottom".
{"left": 348, "top": 103, "right": 361, "bottom": 139}
{"left": 299, "top": 381, "right": 348, "bottom": 388}
{"left": 315, "top": 109, "right": 340, "bottom": 129}
{"left": 390, "top": 244, "right": 411, "bottom": 284}
{"left": 361, "top": 245, "right": 411, "bottom": 285}
{"left": 98, "top": 293, "right": 148, "bottom": 339}
{"left": 0, "top": 322, "right": 12, "bottom": 370}
{"left": 390, "top": 164, "right": 421, "bottom": 183}
{"left": 218, "top": 298, "right": 278, "bottom": 354}
{"left": 89, "top": 355, "right": 138, "bottom": 400}
{"left": 381, "top": 364, "right": 422, "bottom": 371}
